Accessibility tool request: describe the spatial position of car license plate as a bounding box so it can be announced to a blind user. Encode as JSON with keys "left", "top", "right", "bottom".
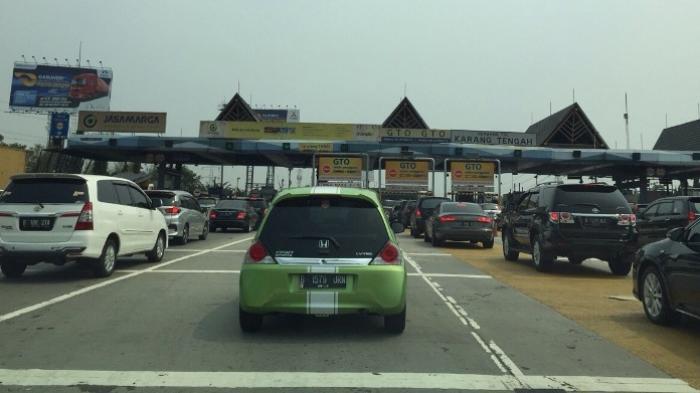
{"left": 20, "top": 217, "right": 54, "bottom": 231}
{"left": 460, "top": 221, "right": 471, "bottom": 227}
{"left": 584, "top": 217, "right": 607, "bottom": 226}
{"left": 300, "top": 274, "right": 347, "bottom": 289}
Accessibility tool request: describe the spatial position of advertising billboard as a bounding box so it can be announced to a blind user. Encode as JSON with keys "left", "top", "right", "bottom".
{"left": 200, "top": 121, "right": 354, "bottom": 140}
{"left": 451, "top": 130, "right": 536, "bottom": 146}
{"left": 9, "top": 63, "right": 112, "bottom": 112}
{"left": 451, "top": 161, "right": 495, "bottom": 191}
{"left": 385, "top": 160, "right": 430, "bottom": 185}
{"left": 0, "top": 146, "right": 26, "bottom": 189}
{"left": 318, "top": 157, "right": 363, "bottom": 182}
{"left": 77, "top": 111, "right": 166, "bottom": 133}
{"left": 254, "top": 109, "right": 300, "bottom": 122}
{"left": 49, "top": 112, "right": 70, "bottom": 139}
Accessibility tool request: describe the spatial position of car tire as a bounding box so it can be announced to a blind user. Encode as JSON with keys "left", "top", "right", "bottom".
{"left": 532, "top": 237, "right": 554, "bottom": 272}
{"left": 0, "top": 260, "right": 27, "bottom": 279}
{"left": 146, "top": 233, "right": 166, "bottom": 262}
{"left": 608, "top": 256, "right": 633, "bottom": 276}
{"left": 209, "top": 225, "right": 217, "bottom": 233}
{"left": 423, "top": 230, "right": 431, "bottom": 242}
{"left": 239, "top": 307, "right": 263, "bottom": 332}
{"left": 177, "top": 225, "right": 189, "bottom": 245}
{"left": 482, "top": 237, "right": 494, "bottom": 249}
{"left": 242, "top": 221, "right": 251, "bottom": 233}
{"left": 199, "top": 223, "right": 209, "bottom": 240}
{"left": 568, "top": 256, "right": 585, "bottom": 265}
{"left": 410, "top": 227, "right": 419, "bottom": 238}
{"left": 431, "top": 233, "right": 443, "bottom": 247}
{"left": 93, "top": 239, "right": 117, "bottom": 278}
{"left": 502, "top": 230, "right": 519, "bottom": 261}
{"left": 641, "top": 266, "right": 679, "bottom": 325}
{"left": 384, "top": 307, "right": 406, "bottom": 334}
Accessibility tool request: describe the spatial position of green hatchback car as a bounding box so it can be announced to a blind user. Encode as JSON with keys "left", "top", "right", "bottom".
{"left": 239, "top": 186, "right": 407, "bottom": 333}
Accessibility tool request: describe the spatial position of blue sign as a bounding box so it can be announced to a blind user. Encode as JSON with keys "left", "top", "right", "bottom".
{"left": 49, "top": 113, "right": 70, "bottom": 139}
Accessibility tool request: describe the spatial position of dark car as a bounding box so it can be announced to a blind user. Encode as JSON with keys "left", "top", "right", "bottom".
{"left": 636, "top": 197, "right": 700, "bottom": 247}
{"left": 390, "top": 200, "right": 408, "bottom": 222}
{"left": 245, "top": 197, "right": 269, "bottom": 229}
{"left": 209, "top": 199, "right": 259, "bottom": 233}
{"left": 410, "top": 196, "right": 450, "bottom": 237}
{"left": 424, "top": 202, "right": 494, "bottom": 248}
{"left": 197, "top": 196, "right": 218, "bottom": 211}
{"left": 633, "top": 223, "right": 700, "bottom": 325}
{"left": 501, "top": 183, "right": 637, "bottom": 275}
{"left": 381, "top": 199, "right": 402, "bottom": 219}
{"left": 400, "top": 200, "right": 416, "bottom": 228}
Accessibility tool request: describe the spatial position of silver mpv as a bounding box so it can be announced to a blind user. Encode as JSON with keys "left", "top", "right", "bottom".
{"left": 146, "top": 190, "right": 208, "bottom": 245}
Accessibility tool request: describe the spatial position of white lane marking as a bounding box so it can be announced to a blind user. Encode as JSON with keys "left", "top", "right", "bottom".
{"left": 165, "top": 249, "right": 246, "bottom": 253}
{"left": 489, "top": 341, "right": 524, "bottom": 378}
{"left": 471, "top": 332, "right": 492, "bottom": 354}
{"left": 0, "top": 237, "right": 254, "bottom": 323}
{"left": 0, "top": 369, "right": 695, "bottom": 392}
{"left": 446, "top": 295, "right": 457, "bottom": 304}
{"left": 467, "top": 317, "right": 481, "bottom": 330}
{"left": 608, "top": 295, "right": 638, "bottom": 302}
{"left": 406, "top": 252, "right": 452, "bottom": 256}
{"left": 490, "top": 355, "right": 509, "bottom": 373}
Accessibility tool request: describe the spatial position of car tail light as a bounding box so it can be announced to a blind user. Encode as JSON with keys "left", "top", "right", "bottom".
{"left": 439, "top": 215, "right": 457, "bottom": 223}
{"left": 74, "top": 202, "right": 94, "bottom": 230}
{"left": 209, "top": 211, "right": 217, "bottom": 219}
{"left": 415, "top": 209, "right": 422, "bottom": 218}
{"left": 371, "top": 242, "right": 401, "bottom": 265}
{"left": 0, "top": 212, "right": 13, "bottom": 217}
{"left": 164, "top": 206, "right": 181, "bottom": 215}
{"left": 244, "top": 241, "right": 274, "bottom": 264}
{"left": 236, "top": 211, "right": 247, "bottom": 220}
{"left": 618, "top": 213, "right": 637, "bottom": 226}
{"left": 549, "top": 211, "right": 574, "bottom": 224}
{"left": 477, "top": 216, "right": 492, "bottom": 224}
{"left": 689, "top": 211, "right": 697, "bottom": 222}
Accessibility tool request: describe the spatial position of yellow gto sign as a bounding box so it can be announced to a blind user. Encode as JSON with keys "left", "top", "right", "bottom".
{"left": 451, "top": 161, "right": 494, "bottom": 185}
{"left": 385, "top": 160, "right": 429, "bottom": 184}
{"left": 318, "top": 157, "right": 363, "bottom": 181}
{"left": 200, "top": 121, "right": 354, "bottom": 140}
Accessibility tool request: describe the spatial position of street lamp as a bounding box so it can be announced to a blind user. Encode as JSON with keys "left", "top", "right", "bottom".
{"left": 236, "top": 177, "right": 241, "bottom": 191}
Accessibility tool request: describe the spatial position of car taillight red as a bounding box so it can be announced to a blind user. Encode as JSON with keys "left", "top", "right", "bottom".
{"left": 236, "top": 211, "right": 246, "bottom": 219}
{"left": 439, "top": 215, "right": 457, "bottom": 223}
{"left": 164, "top": 206, "right": 181, "bottom": 215}
{"left": 247, "top": 241, "right": 267, "bottom": 262}
{"left": 549, "top": 211, "right": 574, "bottom": 224}
{"left": 477, "top": 216, "right": 492, "bottom": 223}
{"left": 209, "top": 211, "right": 217, "bottom": 219}
{"left": 0, "top": 212, "right": 13, "bottom": 217}
{"left": 379, "top": 242, "right": 399, "bottom": 264}
{"left": 617, "top": 213, "right": 637, "bottom": 226}
{"left": 689, "top": 211, "right": 697, "bottom": 222}
{"left": 74, "top": 202, "right": 94, "bottom": 230}
{"left": 415, "top": 209, "right": 422, "bottom": 218}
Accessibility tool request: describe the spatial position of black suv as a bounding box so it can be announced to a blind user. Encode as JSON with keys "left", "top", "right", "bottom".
{"left": 501, "top": 183, "right": 638, "bottom": 275}
{"left": 636, "top": 196, "right": 700, "bottom": 247}
{"left": 410, "top": 196, "right": 450, "bottom": 237}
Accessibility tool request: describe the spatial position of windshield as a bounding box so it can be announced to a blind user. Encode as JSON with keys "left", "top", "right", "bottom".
{"left": 197, "top": 198, "right": 217, "bottom": 206}
{"left": 215, "top": 200, "right": 248, "bottom": 209}
{"left": 480, "top": 203, "right": 499, "bottom": 210}
{"left": 419, "top": 197, "right": 450, "bottom": 209}
{"left": 249, "top": 200, "right": 266, "bottom": 209}
{"left": 0, "top": 178, "right": 88, "bottom": 204}
{"left": 554, "top": 185, "right": 631, "bottom": 214}
{"left": 382, "top": 200, "right": 401, "bottom": 207}
{"left": 442, "top": 202, "right": 483, "bottom": 214}
{"left": 146, "top": 192, "right": 175, "bottom": 207}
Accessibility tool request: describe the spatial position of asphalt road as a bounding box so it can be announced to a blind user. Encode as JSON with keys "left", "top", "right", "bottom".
{"left": 0, "top": 230, "right": 696, "bottom": 393}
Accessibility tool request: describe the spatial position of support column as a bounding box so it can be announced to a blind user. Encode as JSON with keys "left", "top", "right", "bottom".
{"left": 288, "top": 168, "right": 292, "bottom": 189}
{"left": 157, "top": 162, "right": 166, "bottom": 189}
{"left": 173, "top": 163, "right": 182, "bottom": 190}
{"left": 639, "top": 176, "right": 648, "bottom": 204}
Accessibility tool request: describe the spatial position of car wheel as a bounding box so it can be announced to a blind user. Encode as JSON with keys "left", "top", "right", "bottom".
{"left": 410, "top": 227, "right": 418, "bottom": 238}
{"left": 177, "top": 225, "right": 189, "bottom": 245}
{"left": 431, "top": 233, "right": 443, "bottom": 247}
{"left": 209, "top": 225, "right": 217, "bottom": 233}
{"left": 423, "top": 229, "right": 431, "bottom": 242}
{"left": 94, "top": 239, "right": 117, "bottom": 278}
{"left": 532, "top": 237, "right": 554, "bottom": 272}
{"left": 199, "top": 223, "right": 209, "bottom": 240}
{"left": 384, "top": 307, "right": 406, "bottom": 334}
{"left": 608, "top": 255, "right": 632, "bottom": 276}
{"left": 568, "top": 256, "right": 585, "bottom": 265}
{"left": 242, "top": 221, "right": 251, "bottom": 233}
{"left": 502, "top": 230, "right": 519, "bottom": 261}
{"left": 239, "top": 307, "right": 263, "bottom": 332}
{"left": 0, "top": 260, "right": 27, "bottom": 279}
{"left": 641, "top": 266, "right": 679, "bottom": 325}
{"left": 146, "top": 233, "right": 166, "bottom": 262}
{"left": 482, "top": 237, "right": 494, "bottom": 249}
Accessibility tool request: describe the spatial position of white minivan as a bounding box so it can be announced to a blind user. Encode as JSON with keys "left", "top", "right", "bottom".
{"left": 0, "top": 174, "right": 168, "bottom": 278}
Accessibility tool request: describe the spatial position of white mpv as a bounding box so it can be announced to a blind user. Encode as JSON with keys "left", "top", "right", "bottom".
{"left": 0, "top": 174, "right": 168, "bottom": 278}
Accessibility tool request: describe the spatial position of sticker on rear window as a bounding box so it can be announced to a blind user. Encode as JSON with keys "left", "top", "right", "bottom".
{"left": 275, "top": 250, "right": 294, "bottom": 257}
{"left": 73, "top": 191, "right": 85, "bottom": 197}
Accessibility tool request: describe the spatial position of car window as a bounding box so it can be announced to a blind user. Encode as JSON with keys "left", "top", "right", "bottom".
{"left": 197, "top": 197, "right": 217, "bottom": 206}
{"left": 146, "top": 192, "right": 175, "bottom": 207}
{"left": 656, "top": 202, "right": 673, "bottom": 216}
{"left": 215, "top": 199, "right": 248, "bottom": 209}
{"left": 249, "top": 199, "right": 267, "bottom": 209}
{"left": 189, "top": 197, "right": 202, "bottom": 211}
{"left": 481, "top": 203, "right": 499, "bottom": 210}
{"left": 553, "top": 185, "right": 630, "bottom": 213}
{"left": 97, "top": 180, "right": 119, "bottom": 204}
{"left": 441, "top": 202, "right": 483, "bottom": 214}
{"left": 259, "top": 196, "right": 388, "bottom": 258}
{"left": 687, "top": 222, "right": 700, "bottom": 243}
{"left": 419, "top": 197, "right": 450, "bottom": 209}
{"left": 0, "top": 178, "right": 88, "bottom": 204}
{"left": 114, "top": 183, "right": 133, "bottom": 206}
{"left": 642, "top": 204, "right": 658, "bottom": 218}
{"left": 672, "top": 200, "right": 685, "bottom": 215}
{"left": 527, "top": 193, "right": 539, "bottom": 209}
{"left": 128, "top": 186, "right": 150, "bottom": 209}
{"left": 179, "top": 196, "right": 192, "bottom": 210}
{"left": 517, "top": 194, "right": 530, "bottom": 211}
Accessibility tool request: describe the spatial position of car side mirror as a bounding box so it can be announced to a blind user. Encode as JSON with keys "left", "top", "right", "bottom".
{"left": 666, "top": 227, "right": 685, "bottom": 242}
{"left": 391, "top": 222, "right": 405, "bottom": 234}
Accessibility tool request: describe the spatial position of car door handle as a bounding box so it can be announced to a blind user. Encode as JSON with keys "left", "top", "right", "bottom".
{"left": 669, "top": 254, "right": 679, "bottom": 260}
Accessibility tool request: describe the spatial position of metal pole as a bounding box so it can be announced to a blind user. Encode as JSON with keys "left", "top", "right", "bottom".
{"left": 311, "top": 153, "right": 317, "bottom": 186}
{"left": 496, "top": 159, "right": 502, "bottom": 204}
{"left": 429, "top": 158, "right": 436, "bottom": 195}
{"left": 288, "top": 167, "right": 292, "bottom": 189}
{"left": 624, "top": 93, "right": 630, "bottom": 149}
{"left": 443, "top": 158, "right": 450, "bottom": 199}
{"left": 220, "top": 165, "right": 224, "bottom": 198}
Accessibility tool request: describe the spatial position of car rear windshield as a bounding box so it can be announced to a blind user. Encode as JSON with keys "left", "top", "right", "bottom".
{"left": 215, "top": 200, "right": 248, "bottom": 209}
{"left": 553, "top": 185, "right": 630, "bottom": 214}
{"left": 382, "top": 200, "right": 401, "bottom": 207}
{"left": 197, "top": 198, "right": 217, "bottom": 205}
{"left": 442, "top": 202, "right": 483, "bottom": 214}
{"left": 0, "top": 178, "right": 88, "bottom": 204}
{"left": 146, "top": 192, "right": 175, "bottom": 207}
{"left": 419, "top": 197, "right": 450, "bottom": 209}
{"left": 259, "top": 196, "right": 388, "bottom": 259}
{"left": 248, "top": 199, "right": 267, "bottom": 208}
{"left": 480, "top": 203, "right": 499, "bottom": 210}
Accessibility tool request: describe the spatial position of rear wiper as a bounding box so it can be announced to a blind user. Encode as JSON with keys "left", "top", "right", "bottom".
{"left": 573, "top": 203, "right": 600, "bottom": 209}
{"left": 289, "top": 235, "right": 341, "bottom": 248}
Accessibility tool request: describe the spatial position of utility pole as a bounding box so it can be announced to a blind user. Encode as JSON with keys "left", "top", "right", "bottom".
{"left": 624, "top": 93, "right": 630, "bottom": 150}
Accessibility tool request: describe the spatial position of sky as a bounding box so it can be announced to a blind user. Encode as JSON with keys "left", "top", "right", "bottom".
{"left": 1, "top": 0, "right": 699, "bottom": 192}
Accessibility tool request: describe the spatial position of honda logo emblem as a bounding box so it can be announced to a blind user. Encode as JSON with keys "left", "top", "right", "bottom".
{"left": 318, "top": 239, "right": 330, "bottom": 249}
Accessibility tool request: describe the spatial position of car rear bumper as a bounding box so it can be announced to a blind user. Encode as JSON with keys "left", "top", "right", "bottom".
{"left": 0, "top": 242, "right": 88, "bottom": 264}
{"left": 239, "top": 264, "right": 406, "bottom": 316}
{"left": 543, "top": 230, "right": 637, "bottom": 258}
{"left": 166, "top": 218, "right": 184, "bottom": 237}
{"left": 211, "top": 219, "right": 247, "bottom": 229}
{"left": 435, "top": 227, "right": 493, "bottom": 241}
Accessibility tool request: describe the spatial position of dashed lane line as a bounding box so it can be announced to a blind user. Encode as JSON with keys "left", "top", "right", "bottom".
{"left": 0, "top": 237, "right": 254, "bottom": 323}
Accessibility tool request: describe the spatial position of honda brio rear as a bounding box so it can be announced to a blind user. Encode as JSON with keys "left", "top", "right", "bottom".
{"left": 239, "top": 187, "right": 407, "bottom": 333}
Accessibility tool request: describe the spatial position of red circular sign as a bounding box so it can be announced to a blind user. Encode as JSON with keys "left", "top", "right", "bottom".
{"left": 454, "top": 170, "right": 463, "bottom": 178}
{"left": 388, "top": 169, "right": 398, "bottom": 177}
{"left": 322, "top": 165, "right": 331, "bottom": 174}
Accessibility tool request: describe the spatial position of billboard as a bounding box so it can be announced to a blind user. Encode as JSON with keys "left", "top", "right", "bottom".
{"left": 385, "top": 160, "right": 430, "bottom": 185}
{"left": 77, "top": 111, "right": 166, "bottom": 133}
{"left": 9, "top": 63, "right": 112, "bottom": 112}
{"left": 380, "top": 128, "right": 450, "bottom": 143}
{"left": 451, "top": 130, "right": 536, "bottom": 146}
{"left": 318, "top": 157, "right": 363, "bottom": 182}
{"left": 49, "top": 113, "right": 70, "bottom": 139}
{"left": 0, "top": 146, "right": 26, "bottom": 189}
{"left": 451, "top": 161, "right": 495, "bottom": 191}
{"left": 254, "top": 109, "right": 300, "bottom": 122}
{"left": 200, "top": 121, "right": 354, "bottom": 140}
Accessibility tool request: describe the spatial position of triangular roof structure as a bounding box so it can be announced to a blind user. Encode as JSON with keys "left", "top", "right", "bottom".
{"left": 382, "top": 97, "right": 429, "bottom": 129}
{"left": 654, "top": 119, "right": 700, "bottom": 150}
{"left": 216, "top": 93, "right": 260, "bottom": 121}
{"left": 526, "top": 103, "right": 608, "bottom": 149}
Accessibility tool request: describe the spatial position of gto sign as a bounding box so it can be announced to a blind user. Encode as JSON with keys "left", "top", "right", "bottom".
{"left": 317, "top": 156, "right": 363, "bottom": 182}
{"left": 385, "top": 160, "right": 430, "bottom": 184}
